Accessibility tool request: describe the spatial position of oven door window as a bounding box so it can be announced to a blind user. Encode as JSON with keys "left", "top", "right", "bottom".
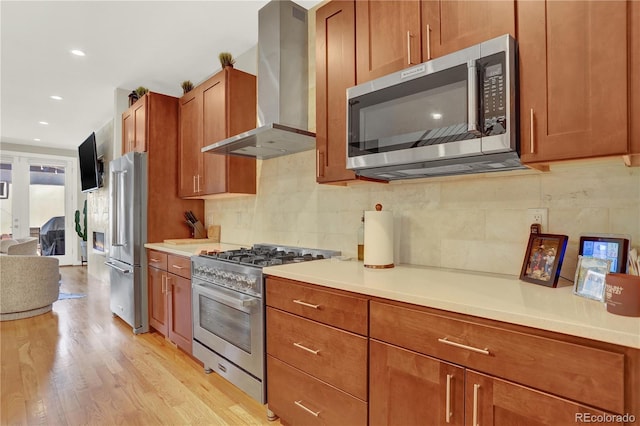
{"left": 348, "top": 64, "right": 476, "bottom": 158}
{"left": 198, "top": 293, "right": 252, "bottom": 354}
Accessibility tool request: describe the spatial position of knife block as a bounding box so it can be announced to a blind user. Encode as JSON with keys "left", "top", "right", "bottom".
{"left": 192, "top": 221, "right": 207, "bottom": 239}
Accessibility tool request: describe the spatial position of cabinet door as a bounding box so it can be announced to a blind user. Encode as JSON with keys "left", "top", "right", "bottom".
{"left": 421, "top": 0, "right": 515, "bottom": 60}
{"left": 167, "top": 274, "right": 192, "bottom": 355}
{"left": 122, "top": 111, "right": 134, "bottom": 154}
{"left": 148, "top": 266, "right": 167, "bottom": 335}
{"left": 465, "top": 370, "right": 621, "bottom": 426}
{"left": 355, "top": 0, "right": 421, "bottom": 83}
{"left": 133, "top": 96, "right": 147, "bottom": 152}
{"left": 518, "top": 1, "right": 628, "bottom": 164}
{"left": 316, "top": 0, "right": 357, "bottom": 184}
{"left": 369, "top": 339, "right": 464, "bottom": 426}
{"left": 202, "top": 74, "right": 228, "bottom": 195}
{"left": 178, "top": 91, "right": 203, "bottom": 197}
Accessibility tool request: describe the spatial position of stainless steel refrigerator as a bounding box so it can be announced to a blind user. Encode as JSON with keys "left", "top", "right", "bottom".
{"left": 105, "top": 151, "right": 149, "bottom": 334}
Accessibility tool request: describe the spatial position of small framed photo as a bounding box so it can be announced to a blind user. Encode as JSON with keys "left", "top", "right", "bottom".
{"left": 520, "top": 233, "right": 568, "bottom": 287}
{"left": 573, "top": 256, "right": 611, "bottom": 301}
{"left": 0, "top": 181, "right": 8, "bottom": 199}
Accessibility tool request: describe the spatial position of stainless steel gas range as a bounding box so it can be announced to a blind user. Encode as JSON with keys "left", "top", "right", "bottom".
{"left": 191, "top": 244, "right": 340, "bottom": 404}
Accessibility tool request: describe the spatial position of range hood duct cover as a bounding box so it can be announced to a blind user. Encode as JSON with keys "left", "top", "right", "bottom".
{"left": 202, "top": 0, "right": 315, "bottom": 160}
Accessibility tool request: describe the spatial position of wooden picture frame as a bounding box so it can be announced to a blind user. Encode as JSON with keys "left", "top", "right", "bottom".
{"left": 0, "top": 181, "right": 8, "bottom": 199}
{"left": 520, "top": 233, "right": 568, "bottom": 287}
{"left": 573, "top": 256, "right": 611, "bottom": 301}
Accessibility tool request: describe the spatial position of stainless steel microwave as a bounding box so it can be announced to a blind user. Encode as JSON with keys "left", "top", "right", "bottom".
{"left": 346, "top": 34, "right": 525, "bottom": 180}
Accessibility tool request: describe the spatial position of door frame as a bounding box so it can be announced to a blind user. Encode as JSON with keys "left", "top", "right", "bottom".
{"left": 0, "top": 149, "right": 79, "bottom": 265}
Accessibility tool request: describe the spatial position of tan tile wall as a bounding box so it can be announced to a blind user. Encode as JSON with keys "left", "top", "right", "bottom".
{"left": 205, "top": 154, "right": 640, "bottom": 277}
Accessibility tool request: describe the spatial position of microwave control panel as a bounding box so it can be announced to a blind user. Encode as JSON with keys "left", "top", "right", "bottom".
{"left": 480, "top": 52, "right": 507, "bottom": 136}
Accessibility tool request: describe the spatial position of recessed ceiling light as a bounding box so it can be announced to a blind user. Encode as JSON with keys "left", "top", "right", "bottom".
{"left": 39, "top": 121, "right": 49, "bottom": 125}
{"left": 431, "top": 113, "right": 443, "bottom": 120}
{"left": 34, "top": 138, "right": 41, "bottom": 142}
{"left": 71, "top": 49, "right": 85, "bottom": 56}
{"left": 50, "top": 95, "right": 63, "bottom": 100}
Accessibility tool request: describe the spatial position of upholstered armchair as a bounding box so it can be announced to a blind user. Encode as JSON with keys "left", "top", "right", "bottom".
{"left": 0, "top": 237, "right": 38, "bottom": 255}
{"left": 0, "top": 255, "right": 60, "bottom": 321}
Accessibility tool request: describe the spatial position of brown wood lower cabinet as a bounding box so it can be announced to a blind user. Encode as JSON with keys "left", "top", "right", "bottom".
{"left": 370, "top": 339, "right": 464, "bottom": 426}
{"left": 370, "top": 339, "right": 621, "bottom": 426}
{"left": 265, "top": 277, "right": 368, "bottom": 424}
{"left": 267, "top": 355, "right": 367, "bottom": 426}
{"left": 265, "top": 277, "right": 637, "bottom": 425}
{"left": 466, "top": 370, "right": 622, "bottom": 426}
{"left": 147, "top": 250, "right": 192, "bottom": 355}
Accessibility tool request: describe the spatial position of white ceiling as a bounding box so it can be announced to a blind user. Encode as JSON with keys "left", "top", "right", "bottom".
{"left": 1, "top": 0, "right": 321, "bottom": 152}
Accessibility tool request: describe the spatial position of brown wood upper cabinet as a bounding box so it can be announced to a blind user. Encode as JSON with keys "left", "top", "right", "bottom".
{"left": 178, "top": 67, "right": 257, "bottom": 198}
{"left": 355, "top": 0, "right": 422, "bottom": 83}
{"left": 518, "top": 0, "right": 629, "bottom": 165}
{"left": 421, "top": 0, "right": 515, "bottom": 60}
{"left": 315, "top": 0, "right": 516, "bottom": 184}
{"left": 122, "top": 94, "right": 148, "bottom": 153}
{"left": 354, "top": 0, "right": 515, "bottom": 84}
{"left": 120, "top": 92, "right": 203, "bottom": 242}
{"left": 315, "top": 0, "right": 357, "bottom": 184}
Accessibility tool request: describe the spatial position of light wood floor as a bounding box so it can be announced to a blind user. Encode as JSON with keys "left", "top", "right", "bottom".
{"left": 1, "top": 266, "right": 279, "bottom": 425}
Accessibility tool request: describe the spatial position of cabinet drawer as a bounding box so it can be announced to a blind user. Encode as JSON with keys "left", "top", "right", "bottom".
{"left": 266, "top": 277, "right": 368, "bottom": 335}
{"left": 167, "top": 254, "right": 190, "bottom": 279}
{"left": 267, "top": 355, "right": 367, "bottom": 426}
{"left": 370, "top": 301, "right": 625, "bottom": 414}
{"left": 267, "top": 308, "right": 368, "bottom": 400}
{"left": 148, "top": 250, "right": 168, "bottom": 270}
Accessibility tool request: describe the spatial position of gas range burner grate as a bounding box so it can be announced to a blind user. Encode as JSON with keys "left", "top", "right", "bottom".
{"left": 198, "top": 245, "right": 335, "bottom": 267}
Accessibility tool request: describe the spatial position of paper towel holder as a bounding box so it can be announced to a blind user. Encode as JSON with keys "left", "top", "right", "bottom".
{"left": 364, "top": 203, "right": 395, "bottom": 269}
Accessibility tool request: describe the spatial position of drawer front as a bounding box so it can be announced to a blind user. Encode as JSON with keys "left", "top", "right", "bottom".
{"left": 267, "top": 308, "right": 368, "bottom": 400}
{"left": 266, "top": 277, "right": 368, "bottom": 335}
{"left": 370, "top": 301, "right": 625, "bottom": 414}
{"left": 267, "top": 355, "right": 367, "bottom": 426}
{"left": 147, "top": 250, "right": 168, "bottom": 270}
{"left": 167, "top": 254, "right": 190, "bottom": 279}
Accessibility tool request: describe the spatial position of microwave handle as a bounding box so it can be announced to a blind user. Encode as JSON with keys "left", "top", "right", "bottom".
{"left": 467, "top": 60, "right": 481, "bottom": 136}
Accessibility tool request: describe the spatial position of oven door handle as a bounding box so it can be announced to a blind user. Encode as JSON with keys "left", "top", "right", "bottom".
{"left": 194, "top": 282, "right": 258, "bottom": 312}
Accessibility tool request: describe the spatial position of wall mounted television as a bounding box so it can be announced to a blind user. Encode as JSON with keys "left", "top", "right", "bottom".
{"left": 78, "top": 132, "right": 103, "bottom": 192}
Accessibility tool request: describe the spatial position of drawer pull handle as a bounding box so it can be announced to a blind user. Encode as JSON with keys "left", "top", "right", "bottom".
{"left": 150, "top": 258, "right": 161, "bottom": 263}
{"left": 445, "top": 373, "right": 453, "bottom": 423}
{"left": 473, "top": 383, "right": 480, "bottom": 426}
{"left": 171, "top": 264, "right": 185, "bottom": 269}
{"left": 292, "top": 299, "right": 320, "bottom": 309}
{"left": 293, "top": 342, "right": 320, "bottom": 355}
{"left": 438, "top": 338, "right": 490, "bottom": 355}
{"left": 530, "top": 108, "right": 535, "bottom": 154}
{"left": 294, "top": 400, "right": 320, "bottom": 417}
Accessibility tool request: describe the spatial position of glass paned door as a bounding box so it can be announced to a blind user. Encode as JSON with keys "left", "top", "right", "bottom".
{"left": 31, "top": 164, "right": 66, "bottom": 257}
{"left": 1, "top": 152, "right": 77, "bottom": 265}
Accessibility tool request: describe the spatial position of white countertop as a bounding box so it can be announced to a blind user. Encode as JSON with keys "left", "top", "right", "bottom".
{"left": 144, "top": 242, "right": 246, "bottom": 257}
{"left": 263, "top": 259, "right": 640, "bottom": 349}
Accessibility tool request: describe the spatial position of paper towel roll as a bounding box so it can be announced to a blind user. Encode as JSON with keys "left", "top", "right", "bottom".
{"left": 364, "top": 204, "right": 394, "bottom": 268}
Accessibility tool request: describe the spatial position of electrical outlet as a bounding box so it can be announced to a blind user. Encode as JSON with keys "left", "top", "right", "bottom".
{"left": 527, "top": 208, "right": 548, "bottom": 231}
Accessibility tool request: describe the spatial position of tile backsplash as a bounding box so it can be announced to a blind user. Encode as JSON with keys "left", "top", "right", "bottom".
{"left": 205, "top": 153, "right": 639, "bottom": 278}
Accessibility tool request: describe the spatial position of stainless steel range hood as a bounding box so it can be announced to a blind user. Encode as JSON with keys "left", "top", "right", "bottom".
{"left": 202, "top": 0, "right": 315, "bottom": 160}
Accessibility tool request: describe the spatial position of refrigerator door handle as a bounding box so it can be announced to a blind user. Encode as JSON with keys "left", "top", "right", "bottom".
{"left": 105, "top": 261, "right": 132, "bottom": 274}
{"left": 111, "top": 170, "right": 127, "bottom": 247}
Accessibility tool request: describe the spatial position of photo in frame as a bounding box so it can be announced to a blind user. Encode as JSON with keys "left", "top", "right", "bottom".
{"left": 519, "top": 233, "right": 568, "bottom": 287}
{"left": 573, "top": 256, "right": 611, "bottom": 301}
{"left": 0, "top": 181, "right": 8, "bottom": 199}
